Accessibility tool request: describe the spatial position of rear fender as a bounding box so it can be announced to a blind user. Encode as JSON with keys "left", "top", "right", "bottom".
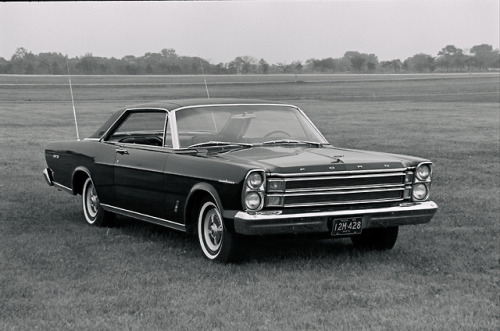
{"left": 72, "top": 166, "right": 92, "bottom": 195}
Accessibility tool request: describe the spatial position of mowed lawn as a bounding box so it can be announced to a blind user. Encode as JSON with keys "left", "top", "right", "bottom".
{"left": 0, "top": 74, "right": 498, "bottom": 330}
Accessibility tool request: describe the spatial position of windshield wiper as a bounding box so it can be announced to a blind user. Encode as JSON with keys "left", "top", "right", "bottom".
{"left": 188, "top": 141, "right": 253, "bottom": 149}
{"left": 262, "top": 139, "right": 323, "bottom": 147}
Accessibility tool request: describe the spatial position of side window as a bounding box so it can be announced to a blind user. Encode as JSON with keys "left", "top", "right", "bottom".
{"left": 107, "top": 111, "right": 167, "bottom": 146}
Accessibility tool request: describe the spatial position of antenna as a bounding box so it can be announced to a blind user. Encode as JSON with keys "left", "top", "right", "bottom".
{"left": 199, "top": 58, "right": 210, "bottom": 99}
{"left": 66, "top": 57, "right": 80, "bottom": 141}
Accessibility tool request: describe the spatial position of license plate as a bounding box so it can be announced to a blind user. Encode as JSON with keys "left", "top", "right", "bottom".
{"left": 331, "top": 217, "right": 363, "bottom": 236}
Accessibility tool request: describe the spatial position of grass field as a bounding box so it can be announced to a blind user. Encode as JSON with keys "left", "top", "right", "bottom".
{"left": 0, "top": 73, "right": 499, "bottom": 330}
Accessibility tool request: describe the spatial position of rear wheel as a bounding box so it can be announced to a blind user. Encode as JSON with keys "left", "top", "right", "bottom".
{"left": 82, "top": 177, "right": 113, "bottom": 226}
{"left": 351, "top": 226, "right": 399, "bottom": 250}
{"left": 197, "top": 199, "right": 240, "bottom": 262}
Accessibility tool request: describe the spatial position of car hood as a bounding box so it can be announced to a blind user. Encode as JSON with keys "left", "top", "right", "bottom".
{"left": 215, "top": 145, "right": 426, "bottom": 174}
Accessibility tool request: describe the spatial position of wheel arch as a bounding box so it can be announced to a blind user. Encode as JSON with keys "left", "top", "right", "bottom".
{"left": 72, "top": 166, "right": 92, "bottom": 195}
{"left": 184, "top": 183, "right": 234, "bottom": 234}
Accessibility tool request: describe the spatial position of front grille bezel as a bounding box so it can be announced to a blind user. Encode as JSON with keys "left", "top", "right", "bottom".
{"left": 265, "top": 169, "right": 411, "bottom": 208}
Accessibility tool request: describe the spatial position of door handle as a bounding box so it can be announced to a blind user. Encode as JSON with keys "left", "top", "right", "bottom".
{"left": 116, "top": 148, "right": 129, "bottom": 155}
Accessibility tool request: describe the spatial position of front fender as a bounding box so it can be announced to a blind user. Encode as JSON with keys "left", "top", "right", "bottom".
{"left": 184, "top": 182, "right": 236, "bottom": 233}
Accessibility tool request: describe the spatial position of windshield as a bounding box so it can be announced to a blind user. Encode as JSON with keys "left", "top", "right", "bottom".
{"left": 174, "top": 105, "right": 328, "bottom": 148}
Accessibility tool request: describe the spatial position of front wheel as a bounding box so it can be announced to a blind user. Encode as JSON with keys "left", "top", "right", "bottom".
{"left": 82, "top": 177, "right": 113, "bottom": 227}
{"left": 351, "top": 226, "right": 399, "bottom": 250}
{"left": 197, "top": 199, "right": 240, "bottom": 262}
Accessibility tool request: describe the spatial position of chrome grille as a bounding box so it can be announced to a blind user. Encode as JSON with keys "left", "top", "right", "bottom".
{"left": 268, "top": 171, "right": 408, "bottom": 208}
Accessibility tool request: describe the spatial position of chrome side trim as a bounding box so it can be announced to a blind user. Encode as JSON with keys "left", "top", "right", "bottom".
{"left": 113, "top": 163, "right": 166, "bottom": 174}
{"left": 269, "top": 168, "right": 408, "bottom": 177}
{"left": 101, "top": 204, "right": 186, "bottom": 232}
{"left": 231, "top": 201, "right": 438, "bottom": 221}
{"left": 218, "top": 179, "right": 236, "bottom": 184}
{"left": 53, "top": 182, "right": 73, "bottom": 194}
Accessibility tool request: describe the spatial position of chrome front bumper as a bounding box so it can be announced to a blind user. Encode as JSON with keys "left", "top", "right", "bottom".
{"left": 228, "top": 201, "right": 438, "bottom": 235}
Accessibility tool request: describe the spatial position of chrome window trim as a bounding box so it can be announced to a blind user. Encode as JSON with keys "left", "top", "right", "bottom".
{"left": 162, "top": 110, "right": 170, "bottom": 147}
{"left": 168, "top": 103, "right": 329, "bottom": 149}
{"left": 99, "top": 108, "right": 169, "bottom": 142}
{"left": 295, "top": 106, "right": 327, "bottom": 143}
{"left": 170, "top": 103, "right": 301, "bottom": 112}
{"left": 169, "top": 111, "right": 180, "bottom": 149}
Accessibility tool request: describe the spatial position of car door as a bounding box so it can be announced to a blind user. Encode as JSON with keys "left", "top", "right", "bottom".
{"left": 106, "top": 110, "right": 169, "bottom": 219}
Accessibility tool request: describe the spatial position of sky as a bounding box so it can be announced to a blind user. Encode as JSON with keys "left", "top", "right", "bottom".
{"left": 0, "top": 0, "right": 498, "bottom": 64}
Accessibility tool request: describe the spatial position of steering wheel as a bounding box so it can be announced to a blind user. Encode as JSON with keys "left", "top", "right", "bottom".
{"left": 264, "top": 130, "right": 291, "bottom": 138}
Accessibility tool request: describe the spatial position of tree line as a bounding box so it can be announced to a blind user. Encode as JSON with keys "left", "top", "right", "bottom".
{"left": 0, "top": 44, "right": 498, "bottom": 75}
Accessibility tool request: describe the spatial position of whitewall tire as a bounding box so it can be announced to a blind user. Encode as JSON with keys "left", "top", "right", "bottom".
{"left": 197, "top": 199, "right": 240, "bottom": 262}
{"left": 82, "top": 177, "right": 113, "bottom": 227}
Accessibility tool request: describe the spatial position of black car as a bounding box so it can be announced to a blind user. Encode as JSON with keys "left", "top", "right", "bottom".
{"left": 43, "top": 98, "right": 437, "bottom": 262}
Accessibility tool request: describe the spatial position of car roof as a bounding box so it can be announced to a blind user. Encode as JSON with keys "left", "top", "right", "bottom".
{"left": 125, "top": 98, "right": 287, "bottom": 111}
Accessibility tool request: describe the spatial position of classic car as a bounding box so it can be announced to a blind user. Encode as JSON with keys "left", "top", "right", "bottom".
{"left": 43, "top": 98, "right": 437, "bottom": 262}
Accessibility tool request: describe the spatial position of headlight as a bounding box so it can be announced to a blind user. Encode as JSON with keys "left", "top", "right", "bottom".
{"left": 245, "top": 192, "right": 262, "bottom": 210}
{"left": 412, "top": 183, "right": 428, "bottom": 200}
{"left": 247, "top": 172, "right": 263, "bottom": 189}
{"left": 416, "top": 164, "right": 431, "bottom": 181}
{"left": 242, "top": 170, "right": 266, "bottom": 211}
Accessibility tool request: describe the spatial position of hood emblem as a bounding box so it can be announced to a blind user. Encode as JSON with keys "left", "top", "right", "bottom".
{"left": 357, "top": 165, "right": 363, "bottom": 169}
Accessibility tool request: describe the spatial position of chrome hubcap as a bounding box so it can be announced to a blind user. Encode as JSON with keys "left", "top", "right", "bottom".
{"left": 204, "top": 209, "right": 223, "bottom": 251}
{"left": 86, "top": 183, "right": 98, "bottom": 218}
